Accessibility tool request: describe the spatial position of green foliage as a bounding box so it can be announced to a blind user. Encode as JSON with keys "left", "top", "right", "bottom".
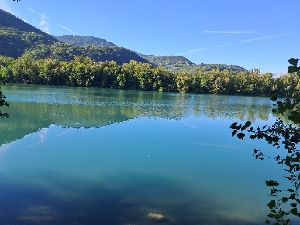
{"left": 1, "top": 55, "right": 299, "bottom": 96}
{"left": 288, "top": 58, "right": 300, "bottom": 74}
{"left": 231, "top": 59, "right": 300, "bottom": 225}
{"left": 176, "top": 72, "right": 193, "bottom": 93}
{"left": 0, "top": 60, "right": 9, "bottom": 117}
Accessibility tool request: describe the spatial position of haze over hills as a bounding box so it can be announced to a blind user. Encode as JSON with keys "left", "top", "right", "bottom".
{"left": 0, "top": 9, "right": 247, "bottom": 72}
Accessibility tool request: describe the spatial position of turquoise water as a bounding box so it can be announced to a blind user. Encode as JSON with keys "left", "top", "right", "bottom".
{"left": 0, "top": 84, "right": 294, "bottom": 225}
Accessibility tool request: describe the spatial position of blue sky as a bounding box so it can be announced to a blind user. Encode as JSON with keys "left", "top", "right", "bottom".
{"left": 1, "top": 0, "right": 299, "bottom": 73}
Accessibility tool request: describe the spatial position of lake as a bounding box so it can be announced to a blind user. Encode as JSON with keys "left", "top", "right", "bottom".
{"left": 0, "top": 84, "right": 296, "bottom": 225}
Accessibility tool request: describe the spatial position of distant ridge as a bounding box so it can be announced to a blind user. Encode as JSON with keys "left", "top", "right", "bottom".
{"left": 54, "top": 35, "right": 196, "bottom": 69}
{"left": 56, "top": 35, "right": 116, "bottom": 47}
{"left": 139, "top": 54, "right": 195, "bottom": 70}
{"left": 55, "top": 35, "right": 246, "bottom": 72}
{"left": 24, "top": 42, "right": 149, "bottom": 65}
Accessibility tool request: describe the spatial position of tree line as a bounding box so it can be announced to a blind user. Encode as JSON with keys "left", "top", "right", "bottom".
{"left": 0, "top": 55, "right": 299, "bottom": 97}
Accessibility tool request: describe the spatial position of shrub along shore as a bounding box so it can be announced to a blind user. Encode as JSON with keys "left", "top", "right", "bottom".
{"left": 0, "top": 55, "right": 299, "bottom": 97}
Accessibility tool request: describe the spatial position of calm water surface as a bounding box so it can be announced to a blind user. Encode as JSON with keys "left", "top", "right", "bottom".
{"left": 0, "top": 84, "right": 296, "bottom": 225}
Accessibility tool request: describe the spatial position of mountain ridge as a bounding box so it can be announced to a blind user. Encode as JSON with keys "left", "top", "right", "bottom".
{"left": 0, "top": 9, "right": 55, "bottom": 38}
{"left": 0, "top": 9, "right": 247, "bottom": 72}
{"left": 55, "top": 35, "right": 116, "bottom": 47}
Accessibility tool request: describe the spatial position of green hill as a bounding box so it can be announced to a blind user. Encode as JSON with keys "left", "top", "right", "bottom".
{"left": 55, "top": 35, "right": 196, "bottom": 69}
{"left": 56, "top": 35, "right": 116, "bottom": 47}
{"left": 0, "top": 10, "right": 148, "bottom": 64}
{"left": 179, "top": 63, "right": 248, "bottom": 73}
{"left": 0, "top": 9, "right": 50, "bottom": 34}
{"left": 0, "top": 9, "right": 57, "bottom": 57}
{"left": 0, "top": 9, "right": 247, "bottom": 71}
{"left": 140, "top": 54, "right": 194, "bottom": 69}
{"left": 0, "top": 28, "right": 57, "bottom": 57}
{"left": 24, "top": 42, "right": 148, "bottom": 64}
{"left": 55, "top": 35, "right": 247, "bottom": 72}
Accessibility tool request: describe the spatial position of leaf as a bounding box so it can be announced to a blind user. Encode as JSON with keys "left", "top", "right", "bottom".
{"left": 282, "top": 197, "right": 288, "bottom": 203}
{"left": 270, "top": 95, "right": 278, "bottom": 101}
{"left": 288, "top": 58, "right": 299, "bottom": 66}
{"left": 266, "top": 180, "right": 279, "bottom": 186}
{"left": 232, "top": 130, "right": 237, "bottom": 137}
{"left": 230, "top": 122, "right": 238, "bottom": 129}
{"left": 241, "top": 121, "right": 251, "bottom": 131}
{"left": 289, "top": 193, "right": 296, "bottom": 200}
{"left": 237, "top": 133, "right": 245, "bottom": 140}
{"left": 250, "top": 135, "right": 256, "bottom": 139}
{"left": 288, "top": 66, "right": 298, "bottom": 73}
{"left": 290, "top": 208, "right": 298, "bottom": 216}
{"left": 267, "top": 200, "right": 276, "bottom": 209}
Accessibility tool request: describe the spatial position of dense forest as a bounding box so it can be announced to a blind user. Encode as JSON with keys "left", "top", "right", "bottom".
{"left": 0, "top": 55, "right": 299, "bottom": 96}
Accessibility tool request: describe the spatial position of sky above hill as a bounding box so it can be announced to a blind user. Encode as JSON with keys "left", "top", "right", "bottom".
{"left": 1, "top": 0, "right": 299, "bottom": 73}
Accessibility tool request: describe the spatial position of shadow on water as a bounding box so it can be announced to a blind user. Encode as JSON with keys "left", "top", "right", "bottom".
{"left": 0, "top": 171, "right": 266, "bottom": 225}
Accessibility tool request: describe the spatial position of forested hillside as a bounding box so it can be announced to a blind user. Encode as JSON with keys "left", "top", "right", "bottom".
{"left": 0, "top": 9, "right": 249, "bottom": 73}
{"left": 0, "top": 9, "right": 50, "bottom": 34}
{"left": 23, "top": 43, "right": 148, "bottom": 64}
{"left": 0, "top": 10, "right": 148, "bottom": 64}
{"left": 0, "top": 9, "right": 57, "bottom": 57}
{"left": 140, "top": 54, "right": 195, "bottom": 71}
{"left": 0, "top": 28, "right": 56, "bottom": 57}
{"left": 56, "top": 35, "right": 116, "bottom": 47}
{"left": 55, "top": 34, "right": 248, "bottom": 72}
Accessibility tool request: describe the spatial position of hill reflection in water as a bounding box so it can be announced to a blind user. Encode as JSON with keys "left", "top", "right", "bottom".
{"left": 0, "top": 84, "right": 272, "bottom": 146}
